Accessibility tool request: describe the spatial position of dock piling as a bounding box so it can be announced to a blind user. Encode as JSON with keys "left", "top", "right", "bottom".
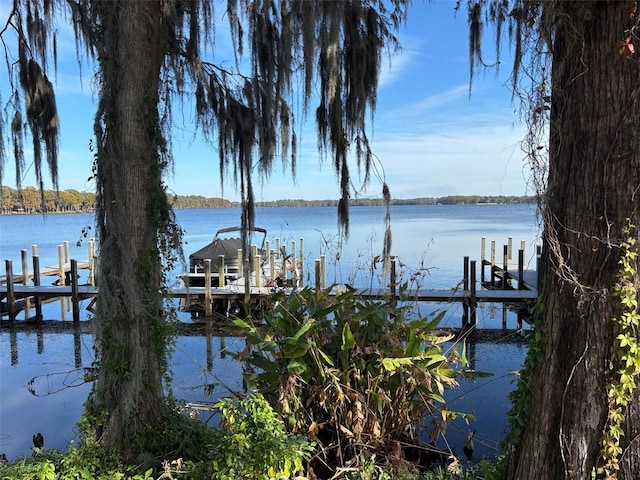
{"left": 299, "top": 238, "right": 304, "bottom": 286}
{"left": 518, "top": 249, "right": 525, "bottom": 290}
{"left": 204, "top": 259, "right": 212, "bottom": 317}
{"left": 218, "top": 255, "right": 225, "bottom": 288}
{"left": 470, "top": 260, "right": 477, "bottom": 326}
{"left": 390, "top": 256, "right": 397, "bottom": 296}
{"left": 32, "top": 255, "right": 42, "bottom": 319}
{"left": 21, "top": 249, "right": 31, "bottom": 318}
{"left": 480, "top": 237, "right": 486, "bottom": 284}
{"left": 502, "top": 245, "right": 508, "bottom": 289}
{"left": 320, "top": 255, "right": 326, "bottom": 289}
{"left": 462, "top": 256, "right": 469, "bottom": 327}
{"left": 291, "top": 240, "right": 297, "bottom": 285}
{"left": 5, "top": 260, "right": 16, "bottom": 321}
{"left": 254, "top": 254, "right": 261, "bottom": 288}
{"left": 71, "top": 259, "right": 80, "bottom": 323}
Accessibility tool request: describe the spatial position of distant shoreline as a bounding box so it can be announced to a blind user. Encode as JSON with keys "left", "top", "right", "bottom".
{"left": 1, "top": 186, "right": 536, "bottom": 214}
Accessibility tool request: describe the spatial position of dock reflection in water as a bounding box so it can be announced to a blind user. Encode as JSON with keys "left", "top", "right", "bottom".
{"left": 1, "top": 315, "right": 526, "bottom": 462}
{"left": 0, "top": 320, "right": 245, "bottom": 461}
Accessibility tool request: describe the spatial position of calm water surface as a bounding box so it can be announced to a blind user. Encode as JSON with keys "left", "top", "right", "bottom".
{"left": 0, "top": 204, "right": 539, "bottom": 461}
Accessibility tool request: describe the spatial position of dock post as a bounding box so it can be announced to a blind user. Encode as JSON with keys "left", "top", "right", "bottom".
{"left": 320, "top": 254, "right": 326, "bottom": 289}
{"left": 314, "top": 258, "right": 322, "bottom": 301}
{"left": 269, "top": 250, "right": 275, "bottom": 282}
{"left": 508, "top": 236, "right": 513, "bottom": 261}
{"left": 88, "top": 239, "right": 96, "bottom": 286}
{"left": 299, "top": 238, "right": 304, "bottom": 287}
{"left": 21, "top": 249, "right": 31, "bottom": 319}
{"left": 254, "top": 254, "right": 261, "bottom": 288}
{"left": 314, "top": 258, "right": 322, "bottom": 292}
{"left": 218, "top": 255, "right": 225, "bottom": 287}
{"left": 237, "top": 249, "right": 243, "bottom": 277}
{"left": 244, "top": 259, "right": 251, "bottom": 305}
{"left": 57, "top": 244, "right": 65, "bottom": 285}
{"left": 536, "top": 245, "right": 542, "bottom": 291}
{"left": 480, "top": 237, "right": 486, "bottom": 284}
{"left": 518, "top": 249, "right": 525, "bottom": 290}
{"left": 57, "top": 244, "right": 67, "bottom": 319}
{"left": 291, "top": 240, "right": 297, "bottom": 285}
{"left": 32, "top": 255, "right": 42, "bottom": 320}
{"left": 470, "top": 260, "right": 477, "bottom": 326}
{"left": 462, "top": 256, "right": 469, "bottom": 327}
{"left": 390, "top": 256, "right": 397, "bottom": 296}
{"left": 204, "top": 259, "right": 212, "bottom": 317}
{"left": 275, "top": 238, "right": 281, "bottom": 258}
{"left": 71, "top": 259, "right": 80, "bottom": 323}
{"left": 64, "top": 240, "right": 70, "bottom": 263}
{"left": 5, "top": 260, "right": 16, "bottom": 321}
{"left": 502, "top": 245, "right": 508, "bottom": 289}
{"left": 490, "top": 241, "right": 496, "bottom": 287}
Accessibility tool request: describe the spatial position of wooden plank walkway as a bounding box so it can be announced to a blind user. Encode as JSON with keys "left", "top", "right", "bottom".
{"left": 0, "top": 283, "right": 537, "bottom": 301}
{"left": 0, "top": 261, "right": 92, "bottom": 285}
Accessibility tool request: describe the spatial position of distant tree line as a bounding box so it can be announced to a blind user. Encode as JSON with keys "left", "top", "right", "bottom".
{"left": 0, "top": 186, "right": 535, "bottom": 214}
{"left": 257, "top": 195, "right": 536, "bottom": 207}
{"left": 0, "top": 186, "right": 96, "bottom": 214}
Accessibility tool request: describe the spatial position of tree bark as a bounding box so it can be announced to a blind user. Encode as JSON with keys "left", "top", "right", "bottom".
{"left": 511, "top": 2, "right": 640, "bottom": 479}
{"left": 89, "top": 1, "right": 170, "bottom": 460}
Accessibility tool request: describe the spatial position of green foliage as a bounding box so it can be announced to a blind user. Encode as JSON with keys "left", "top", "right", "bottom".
{"left": 2, "top": 396, "right": 310, "bottom": 480}
{"left": 0, "top": 448, "right": 155, "bottom": 480}
{"left": 502, "top": 298, "right": 546, "bottom": 450}
{"left": 230, "top": 285, "right": 478, "bottom": 472}
{"left": 189, "top": 394, "right": 314, "bottom": 480}
{"left": 344, "top": 454, "right": 392, "bottom": 480}
{"left": 598, "top": 222, "right": 639, "bottom": 479}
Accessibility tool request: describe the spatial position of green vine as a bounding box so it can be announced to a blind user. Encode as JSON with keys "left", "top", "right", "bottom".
{"left": 503, "top": 298, "right": 547, "bottom": 450}
{"left": 599, "top": 222, "right": 639, "bottom": 479}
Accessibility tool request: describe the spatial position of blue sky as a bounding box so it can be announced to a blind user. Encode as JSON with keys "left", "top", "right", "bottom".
{"left": 3, "top": 1, "right": 530, "bottom": 202}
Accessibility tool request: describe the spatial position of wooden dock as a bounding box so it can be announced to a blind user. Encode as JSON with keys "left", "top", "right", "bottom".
{"left": 1, "top": 237, "right": 540, "bottom": 327}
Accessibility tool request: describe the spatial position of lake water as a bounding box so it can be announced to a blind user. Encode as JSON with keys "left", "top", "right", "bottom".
{"left": 0, "top": 204, "right": 540, "bottom": 462}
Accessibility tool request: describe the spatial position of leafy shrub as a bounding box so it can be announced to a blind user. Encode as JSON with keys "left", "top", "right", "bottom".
{"left": 231, "top": 285, "right": 482, "bottom": 474}
{"left": 0, "top": 447, "right": 155, "bottom": 480}
{"left": 189, "top": 394, "right": 314, "bottom": 479}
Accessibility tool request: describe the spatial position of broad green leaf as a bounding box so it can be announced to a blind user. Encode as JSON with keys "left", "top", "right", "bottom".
{"left": 247, "top": 354, "right": 278, "bottom": 371}
{"left": 282, "top": 344, "right": 309, "bottom": 358}
{"left": 436, "top": 365, "right": 457, "bottom": 378}
{"left": 232, "top": 318, "right": 253, "bottom": 330}
{"left": 381, "top": 357, "right": 414, "bottom": 371}
{"left": 292, "top": 318, "right": 316, "bottom": 340}
{"left": 342, "top": 323, "right": 355, "bottom": 350}
{"left": 404, "top": 330, "right": 421, "bottom": 357}
{"left": 316, "top": 347, "right": 335, "bottom": 367}
{"left": 425, "top": 391, "right": 446, "bottom": 404}
{"left": 287, "top": 358, "right": 309, "bottom": 375}
{"left": 462, "top": 370, "right": 494, "bottom": 379}
{"left": 460, "top": 341, "right": 469, "bottom": 368}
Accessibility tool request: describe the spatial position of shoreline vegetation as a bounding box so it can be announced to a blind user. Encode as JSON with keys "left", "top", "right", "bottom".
{"left": 1, "top": 186, "right": 535, "bottom": 215}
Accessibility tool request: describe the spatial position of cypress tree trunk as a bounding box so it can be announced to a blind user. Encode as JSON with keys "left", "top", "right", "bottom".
{"left": 511, "top": 2, "right": 640, "bottom": 478}
{"left": 88, "top": 1, "right": 171, "bottom": 460}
